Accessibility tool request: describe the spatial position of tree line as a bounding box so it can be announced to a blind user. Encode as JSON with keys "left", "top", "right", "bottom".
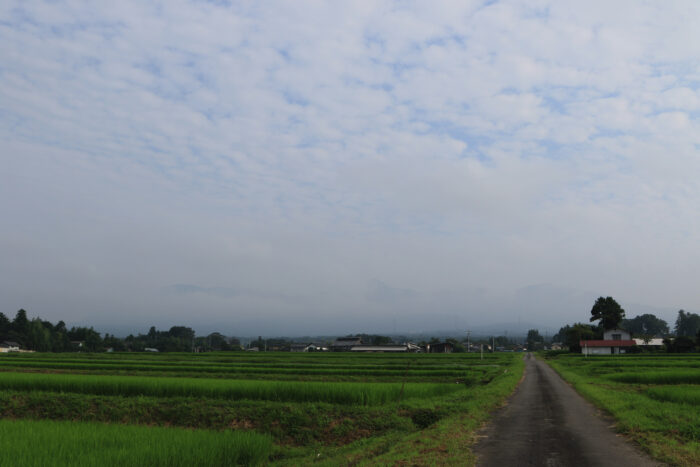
{"left": 0, "top": 309, "right": 240, "bottom": 352}
{"left": 551, "top": 297, "right": 700, "bottom": 353}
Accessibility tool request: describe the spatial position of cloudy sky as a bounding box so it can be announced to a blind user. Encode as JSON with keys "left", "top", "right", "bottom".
{"left": 1, "top": 1, "right": 699, "bottom": 336}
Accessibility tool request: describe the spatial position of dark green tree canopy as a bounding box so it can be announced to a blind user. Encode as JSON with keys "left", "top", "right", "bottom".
{"left": 674, "top": 310, "right": 700, "bottom": 337}
{"left": 526, "top": 329, "right": 544, "bottom": 350}
{"left": 561, "top": 323, "right": 596, "bottom": 352}
{"left": 590, "top": 296, "right": 625, "bottom": 330}
{"left": 621, "top": 314, "right": 669, "bottom": 337}
{"left": 0, "top": 312, "right": 10, "bottom": 334}
{"left": 2, "top": 309, "right": 240, "bottom": 353}
{"left": 13, "top": 309, "right": 29, "bottom": 334}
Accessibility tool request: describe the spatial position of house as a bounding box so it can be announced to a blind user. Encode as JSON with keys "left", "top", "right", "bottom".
{"left": 331, "top": 337, "right": 363, "bottom": 352}
{"left": 604, "top": 328, "right": 632, "bottom": 341}
{"left": 580, "top": 328, "right": 635, "bottom": 355}
{"left": 144, "top": 347, "right": 159, "bottom": 352}
{"left": 427, "top": 342, "right": 454, "bottom": 353}
{"left": 0, "top": 341, "right": 20, "bottom": 353}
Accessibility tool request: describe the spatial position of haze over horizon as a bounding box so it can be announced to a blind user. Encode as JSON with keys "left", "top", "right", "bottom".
{"left": 2, "top": 1, "right": 698, "bottom": 337}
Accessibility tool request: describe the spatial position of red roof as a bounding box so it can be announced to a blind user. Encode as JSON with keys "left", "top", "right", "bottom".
{"left": 580, "top": 340, "right": 636, "bottom": 347}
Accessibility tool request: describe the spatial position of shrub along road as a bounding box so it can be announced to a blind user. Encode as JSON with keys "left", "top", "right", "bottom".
{"left": 474, "top": 354, "right": 661, "bottom": 467}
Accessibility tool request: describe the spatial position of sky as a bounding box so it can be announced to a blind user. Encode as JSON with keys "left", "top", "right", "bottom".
{"left": 1, "top": 1, "right": 699, "bottom": 336}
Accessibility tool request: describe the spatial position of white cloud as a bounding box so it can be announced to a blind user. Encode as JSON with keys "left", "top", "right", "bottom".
{"left": 1, "top": 0, "right": 698, "bottom": 334}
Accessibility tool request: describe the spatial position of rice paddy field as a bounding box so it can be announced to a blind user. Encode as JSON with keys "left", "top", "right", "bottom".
{"left": 545, "top": 353, "right": 700, "bottom": 467}
{"left": 0, "top": 351, "right": 523, "bottom": 465}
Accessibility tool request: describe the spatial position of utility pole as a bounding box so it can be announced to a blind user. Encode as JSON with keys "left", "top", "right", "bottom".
{"left": 466, "top": 330, "right": 471, "bottom": 353}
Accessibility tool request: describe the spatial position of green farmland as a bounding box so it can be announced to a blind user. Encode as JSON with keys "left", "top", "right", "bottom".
{"left": 0, "top": 351, "right": 523, "bottom": 465}
{"left": 545, "top": 353, "right": 700, "bottom": 466}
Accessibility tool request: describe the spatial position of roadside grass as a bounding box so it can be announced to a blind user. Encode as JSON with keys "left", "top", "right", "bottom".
{"left": 545, "top": 354, "right": 700, "bottom": 467}
{"left": 0, "top": 418, "right": 272, "bottom": 466}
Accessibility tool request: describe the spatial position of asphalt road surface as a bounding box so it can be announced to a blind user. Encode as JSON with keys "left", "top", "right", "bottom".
{"left": 474, "top": 354, "right": 661, "bottom": 467}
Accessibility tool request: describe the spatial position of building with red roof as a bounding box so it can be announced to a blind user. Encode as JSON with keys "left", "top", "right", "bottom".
{"left": 580, "top": 328, "right": 635, "bottom": 355}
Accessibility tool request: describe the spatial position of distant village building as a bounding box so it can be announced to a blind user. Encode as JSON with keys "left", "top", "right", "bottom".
{"left": 331, "top": 337, "right": 363, "bottom": 352}
{"left": 290, "top": 343, "right": 328, "bottom": 352}
{"left": 405, "top": 342, "right": 422, "bottom": 352}
{"left": 290, "top": 343, "right": 314, "bottom": 352}
{"left": 427, "top": 342, "right": 454, "bottom": 353}
{"left": 144, "top": 347, "right": 159, "bottom": 352}
{"left": 0, "top": 341, "right": 20, "bottom": 353}
{"left": 633, "top": 338, "right": 664, "bottom": 348}
{"left": 580, "top": 328, "right": 635, "bottom": 355}
{"left": 350, "top": 344, "right": 408, "bottom": 353}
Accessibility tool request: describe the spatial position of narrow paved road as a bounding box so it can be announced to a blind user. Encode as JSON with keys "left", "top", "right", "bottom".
{"left": 474, "top": 354, "right": 661, "bottom": 467}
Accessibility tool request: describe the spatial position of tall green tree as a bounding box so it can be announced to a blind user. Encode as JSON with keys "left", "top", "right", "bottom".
{"left": 12, "top": 309, "right": 29, "bottom": 335}
{"left": 674, "top": 310, "right": 700, "bottom": 337}
{"left": 206, "top": 332, "right": 232, "bottom": 351}
{"left": 590, "top": 296, "right": 625, "bottom": 330}
{"left": 27, "top": 319, "right": 52, "bottom": 352}
{"left": 0, "top": 312, "right": 10, "bottom": 335}
{"left": 526, "top": 329, "right": 544, "bottom": 350}
{"left": 564, "top": 323, "right": 596, "bottom": 352}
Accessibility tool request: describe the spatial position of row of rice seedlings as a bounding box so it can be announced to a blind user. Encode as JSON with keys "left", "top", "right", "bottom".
{"left": 0, "top": 419, "right": 271, "bottom": 466}
{"left": 554, "top": 354, "right": 700, "bottom": 363}
{"left": 0, "top": 356, "right": 499, "bottom": 371}
{"left": 0, "top": 352, "right": 510, "bottom": 368}
{"left": 646, "top": 385, "right": 700, "bottom": 405}
{"left": 0, "top": 371, "right": 462, "bottom": 405}
{"left": 573, "top": 359, "right": 700, "bottom": 367}
{"left": 0, "top": 352, "right": 509, "bottom": 369}
{"left": 608, "top": 370, "right": 700, "bottom": 385}
{"left": 0, "top": 361, "right": 497, "bottom": 380}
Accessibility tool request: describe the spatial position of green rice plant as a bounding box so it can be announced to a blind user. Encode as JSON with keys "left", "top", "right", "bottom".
{"left": 0, "top": 419, "right": 271, "bottom": 466}
{"left": 0, "top": 371, "right": 460, "bottom": 405}
{"left": 0, "top": 359, "right": 499, "bottom": 377}
{"left": 609, "top": 370, "right": 700, "bottom": 385}
{"left": 646, "top": 385, "right": 700, "bottom": 405}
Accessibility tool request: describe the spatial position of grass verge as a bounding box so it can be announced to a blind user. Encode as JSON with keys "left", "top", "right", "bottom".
{"left": 545, "top": 354, "right": 700, "bottom": 467}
